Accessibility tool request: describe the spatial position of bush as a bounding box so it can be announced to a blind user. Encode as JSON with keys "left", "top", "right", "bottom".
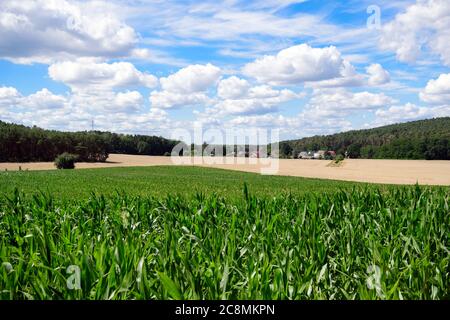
{"left": 54, "top": 153, "right": 78, "bottom": 169}
{"left": 335, "top": 154, "right": 345, "bottom": 163}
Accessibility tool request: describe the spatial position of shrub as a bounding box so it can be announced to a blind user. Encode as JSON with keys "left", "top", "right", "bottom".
{"left": 335, "top": 154, "right": 345, "bottom": 163}
{"left": 54, "top": 153, "right": 78, "bottom": 169}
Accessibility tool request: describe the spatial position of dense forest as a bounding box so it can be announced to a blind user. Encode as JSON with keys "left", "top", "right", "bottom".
{"left": 279, "top": 117, "right": 450, "bottom": 160}
{"left": 0, "top": 121, "right": 179, "bottom": 162}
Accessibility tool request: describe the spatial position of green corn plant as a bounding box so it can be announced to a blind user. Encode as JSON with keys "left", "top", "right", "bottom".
{"left": 0, "top": 184, "right": 448, "bottom": 300}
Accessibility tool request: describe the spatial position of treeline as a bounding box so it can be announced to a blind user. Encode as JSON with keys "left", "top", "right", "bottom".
{"left": 0, "top": 121, "right": 179, "bottom": 162}
{"left": 100, "top": 132, "right": 179, "bottom": 156}
{"left": 280, "top": 117, "right": 450, "bottom": 160}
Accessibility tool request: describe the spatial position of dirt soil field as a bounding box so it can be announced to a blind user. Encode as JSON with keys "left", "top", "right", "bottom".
{"left": 1, "top": 154, "right": 449, "bottom": 185}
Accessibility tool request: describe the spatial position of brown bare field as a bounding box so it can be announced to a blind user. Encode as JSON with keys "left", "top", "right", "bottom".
{"left": 1, "top": 153, "right": 449, "bottom": 185}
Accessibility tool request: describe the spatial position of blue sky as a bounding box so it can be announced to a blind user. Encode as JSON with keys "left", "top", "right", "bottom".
{"left": 0, "top": 0, "right": 449, "bottom": 141}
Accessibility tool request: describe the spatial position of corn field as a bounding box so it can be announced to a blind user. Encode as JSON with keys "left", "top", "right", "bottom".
{"left": 0, "top": 185, "right": 449, "bottom": 300}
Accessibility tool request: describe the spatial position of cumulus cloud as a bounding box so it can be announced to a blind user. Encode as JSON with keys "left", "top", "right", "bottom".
{"left": 3, "top": 104, "right": 170, "bottom": 134}
{"left": 242, "top": 44, "right": 349, "bottom": 85}
{"left": 224, "top": 112, "right": 352, "bottom": 139}
{"left": 150, "top": 64, "right": 221, "bottom": 109}
{"left": 366, "top": 64, "right": 391, "bottom": 86}
{"left": 24, "top": 88, "right": 68, "bottom": 109}
{"left": 379, "top": 0, "right": 450, "bottom": 65}
{"left": 306, "top": 62, "right": 391, "bottom": 88}
{"left": 130, "top": 48, "right": 188, "bottom": 67}
{"left": 374, "top": 103, "right": 450, "bottom": 125}
{"left": 236, "top": 89, "right": 396, "bottom": 137}
{"left": 1, "top": 0, "right": 446, "bottom": 138}
{"left": 217, "top": 76, "right": 251, "bottom": 99}
{"left": 0, "top": 86, "right": 21, "bottom": 108}
{"left": 209, "top": 82, "right": 300, "bottom": 116}
{"left": 420, "top": 73, "right": 450, "bottom": 105}
{"left": 46, "top": 60, "right": 159, "bottom": 114}
{"left": 216, "top": 77, "right": 300, "bottom": 115}
{"left": 0, "top": 86, "right": 146, "bottom": 115}
{"left": 305, "top": 60, "right": 365, "bottom": 88}
{"left": 150, "top": 91, "right": 211, "bottom": 109}
{"left": 160, "top": 63, "right": 221, "bottom": 94}
{"left": 70, "top": 90, "right": 148, "bottom": 113}
{"left": 0, "top": 86, "right": 67, "bottom": 110}
{"left": 302, "top": 89, "right": 395, "bottom": 119}
{"left": 0, "top": 85, "right": 170, "bottom": 133}
{"left": 114, "top": 91, "right": 145, "bottom": 111}
{"left": 0, "top": 0, "right": 137, "bottom": 64}
{"left": 228, "top": 114, "right": 290, "bottom": 128}
{"left": 48, "top": 60, "right": 158, "bottom": 92}
{"left": 214, "top": 92, "right": 294, "bottom": 115}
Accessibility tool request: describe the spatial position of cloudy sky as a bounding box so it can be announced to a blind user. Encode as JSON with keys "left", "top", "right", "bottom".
{"left": 0, "top": 0, "right": 449, "bottom": 141}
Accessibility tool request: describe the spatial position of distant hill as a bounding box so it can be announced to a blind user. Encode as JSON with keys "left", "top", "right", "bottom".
{"left": 279, "top": 117, "right": 450, "bottom": 160}
{"left": 0, "top": 120, "right": 179, "bottom": 162}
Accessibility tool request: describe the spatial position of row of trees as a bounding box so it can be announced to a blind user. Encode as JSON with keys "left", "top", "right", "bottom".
{"left": 279, "top": 117, "right": 450, "bottom": 160}
{"left": 0, "top": 121, "right": 179, "bottom": 162}
{"left": 2, "top": 117, "right": 449, "bottom": 162}
{"left": 98, "top": 132, "right": 179, "bottom": 156}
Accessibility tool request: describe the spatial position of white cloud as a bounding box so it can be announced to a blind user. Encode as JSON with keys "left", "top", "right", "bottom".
{"left": 375, "top": 103, "right": 429, "bottom": 122}
{"left": 150, "top": 91, "right": 211, "bottom": 109}
{"left": 242, "top": 44, "right": 351, "bottom": 85}
{"left": 224, "top": 112, "right": 353, "bottom": 139}
{"left": 70, "top": 89, "right": 147, "bottom": 113}
{"left": 204, "top": 84, "right": 300, "bottom": 116}
{"left": 114, "top": 91, "right": 145, "bottom": 111}
{"left": 305, "top": 60, "right": 365, "bottom": 88}
{"left": 0, "top": 86, "right": 146, "bottom": 115}
{"left": 46, "top": 60, "right": 161, "bottom": 114}
{"left": 160, "top": 63, "right": 221, "bottom": 94}
{"left": 310, "top": 89, "right": 394, "bottom": 111}
{"left": 306, "top": 62, "right": 391, "bottom": 88}
{"left": 374, "top": 103, "right": 450, "bottom": 125}
{"left": 216, "top": 76, "right": 300, "bottom": 114}
{"left": 129, "top": 48, "right": 188, "bottom": 67}
{"left": 0, "top": 85, "right": 170, "bottom": 133}
{"left": 147, "top": 108, "right": 169, "bottom": 122}
{"left": 0, "top": 86, "right": 21, "bottom": 108}
{"left": 228, "top": 114, "right": 290, "bottom": 128}
{"left": 245, "top": 0, "right": 309, "bottom": 11}
{"left": 2, "top": 104, "right": 171, "bottom": 135}
{"left": 366, "top": 64, "right": 391, "bottom": 86}
{"left": 25, "top": 88, "right": 67, "bottom": 109}
{"left": 143, "top": 3, "right": 338, "bottom": 42}
{"left": 1, "top": 0, "right": 447, "bottom": 138}
{"left": 379, "top": 0, "right": 450, "bottom": 65}
{"left": 420, "top": 73, "right": 450, "bottom": 105}
{"left": 48, "top": 60, "right": 157, "bottom": 92}
{"left": 0, "top": 0, "right": 137, "bottom": 64}
{"left": 302, "top": 89, "right": 395, "bottom": 119}
{"left": 217, "top": 76, "right": 251, "bottom": 99}
{"left": 0, "top": 87, "right": 67, "bottom": 110}
{"left": 150, "top": 63, "right": 221, "bottom": 109}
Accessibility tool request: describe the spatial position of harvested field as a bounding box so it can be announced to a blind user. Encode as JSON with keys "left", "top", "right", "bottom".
{"left": 0, "top": 154, "right": 449, "bottom": 185}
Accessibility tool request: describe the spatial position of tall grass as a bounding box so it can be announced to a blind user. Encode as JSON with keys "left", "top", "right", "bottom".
{"left": 0, "top": 185, "right": 448, "bottom": 300}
